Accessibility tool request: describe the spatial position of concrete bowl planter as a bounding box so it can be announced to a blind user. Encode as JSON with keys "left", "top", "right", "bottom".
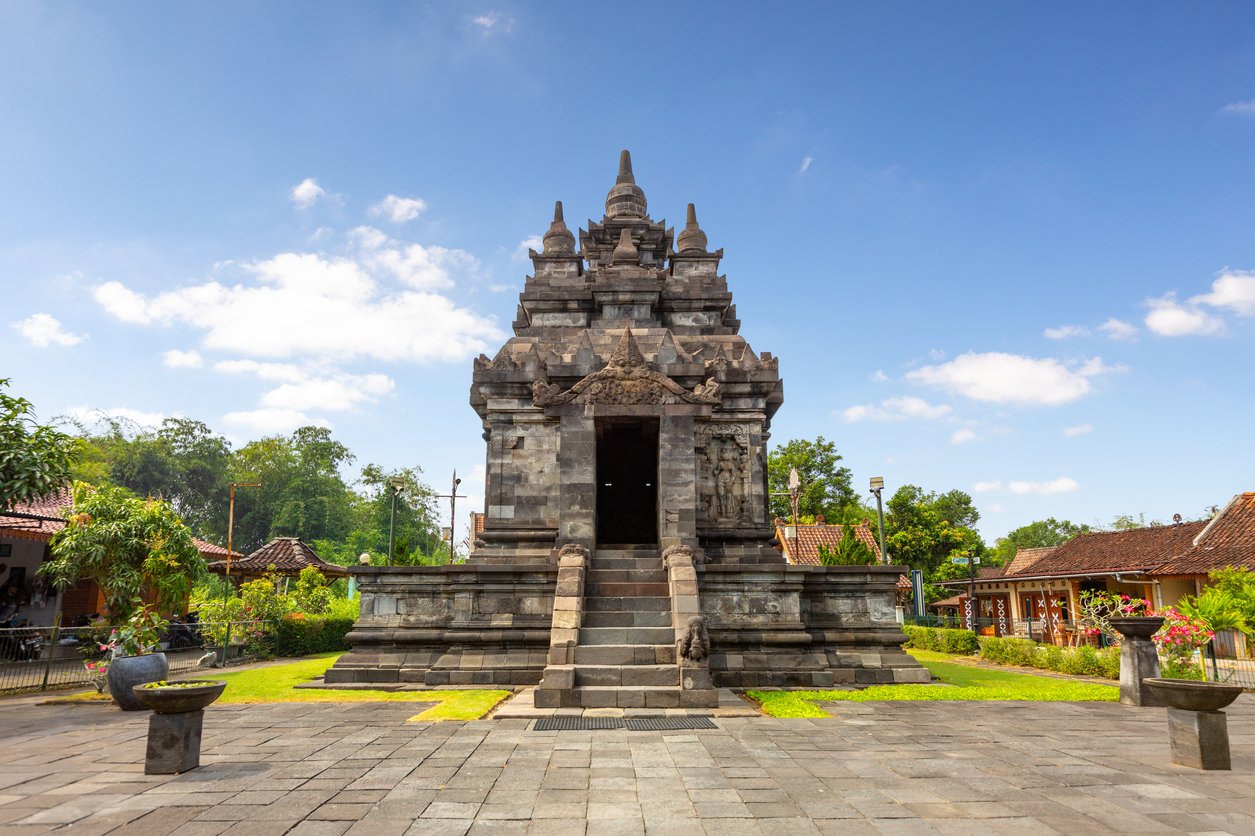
{"left": 1143, "top": 678, "right": 1243, "bottom": 712}
{"left": 107, "top": 653, "right": 169, "bottom": 711}
{"left": 133, "top": 680, "right": 227, "bottom": 714}
{"left": 1110, "top": 616, "right": 1165, "bottom": 640}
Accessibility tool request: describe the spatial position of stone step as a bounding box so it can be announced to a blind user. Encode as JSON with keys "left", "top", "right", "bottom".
{"left": 581, "top": 610, "right": 673, "bottom": 628}
{"left": 593, "top": 547, "right": 660, "bottom": 556}
{"left": 574, "top": 664, "right": 680, "bottom": 687}
{"left": 586, "top": 582, "right": 669, "bottom": 598}
{"left": 567, "top": 686, "right": 718, "bottom": 709}
{"left": 579, "top": 626, "right": 674, "bottom": 646}
{"left": 573, "top": 644, "right": 676, "bottom": 666}
{"left": 589, "top": 556, "right": 665, "bottom": 570}
{"left": 585, "top": 596, "right": 671, "bottom": 613}
{"left": 585, "top": 568, "right": 667, "bottom": 583}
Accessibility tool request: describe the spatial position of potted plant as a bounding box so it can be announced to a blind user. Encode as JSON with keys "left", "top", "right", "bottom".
{"left": 1108, "top": 594, "right": 1165, "bottom": 640}
{"left": 103, "top": 602, "right": 171, "bottom": 710}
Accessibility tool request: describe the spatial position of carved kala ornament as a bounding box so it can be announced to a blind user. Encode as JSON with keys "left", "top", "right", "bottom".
{"left": 532, "top": 329, "right": 721, "bottom": 407}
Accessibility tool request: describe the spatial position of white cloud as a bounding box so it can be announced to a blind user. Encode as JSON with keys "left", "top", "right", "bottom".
{"left": 1008, "top": 477, "right": 1080, "bottom": 495}
{"left": 1062, "top": 422, "right": 1094, "bottom": 438}
{"left": 1043, "top": 324, "right": 1087, "bottom": 340}
{"left": 471, "top": 12, "right": 514, "bottom": 34}
{"left": 12, "top": 313, "right": 84, "bottom": 347}
{"left": 223, "top": 408, "right": 331, "bottom": 435}
{"left": 1221, "top": 99, "right": 1255, "bottom": 115}
{"left": 93, "top": 245, "right": 502, "bottom": 364}
{"left": 350, "top": 226, "right": 479, "bottom": 290}
{"left": 514, "top": 235, "right": 544, "bottom": 261}
{"left": 290, "top": 178, "right": 327, "bottom": 209}
{"left": 798, "top": 156, "right": 813, "bottom": 174}
{"left": 1194, "top": 269, "right": 1255, "bottom": 316}
{"left": 985, "top": 503, "right": 1007, "bottom": 514}
{"left": 842, "top": 396, "right": 951, "bottom": 423}
{"left": 213, "top": 359, "right": 307, "bottom": 383}
{"left": 1144, "top": 294, "right": 1224, "bottom": 337}
{"left": 905, "top": 352, "right": 1119, "bottom": 406}
{"left": 950, "top": 428, "right": 977, "bottom": 445}
{"left": 927, "top": 348, "right": 946, "bottom": 360}
{"left": 974, "top": 477, "right": 1080, "bottom": 495}
{"left": 260, "top": 373, "right": 395, "bottom": 412}
{"left": 162, "top": 349, "right": 203, "bottom": 369}
{"left": 66, "top": 405, "right": 172, "bottom": 431}
{"left": 1097, "top": 317, "right": 1137, "bottom": 341}
{"left": 370, "top": 195, "right": 428, "bottom": 224}
{"left": 870, "top": 369, "right": 889, "bottom": 383}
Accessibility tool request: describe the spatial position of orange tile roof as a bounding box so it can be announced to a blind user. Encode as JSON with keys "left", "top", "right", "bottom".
{"left": 775, "top": 522, "right": 882, "bottom": 566}
{"left": 207, "top": 537, "right": 348, "bottom": 578}
{"left": 1010, "top": 521, "right": 1206, "bottom": 578}
{"left": 1006, "top": 546, "right": 1055, "bottom": 575}
{"left": 1152, "top": 493, "right": 1255, "bottom": 576}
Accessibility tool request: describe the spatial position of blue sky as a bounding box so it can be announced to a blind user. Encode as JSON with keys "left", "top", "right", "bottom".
{"left": 4, "top": 2, "right": 1254, "bottom": 546}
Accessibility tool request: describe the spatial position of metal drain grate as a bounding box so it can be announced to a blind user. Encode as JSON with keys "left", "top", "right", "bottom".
{"left": 533, "top": 717, "right": 624, "bottom": 731}
{"left": 625, "top": 717, "right": 717, "bottom": 731}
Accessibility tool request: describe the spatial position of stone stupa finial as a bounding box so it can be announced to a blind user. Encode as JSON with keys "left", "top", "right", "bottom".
{"left": 611, "top": 228, "right": 638, "bottom": 264}
{"left": 605, "top": 149, "right": 647, "bottom": 219}
{"left": 676, "top": 203, "right": 709, "bottom": 255}
{"left": 542, "top": 200, "right": 575, "bottom": 254}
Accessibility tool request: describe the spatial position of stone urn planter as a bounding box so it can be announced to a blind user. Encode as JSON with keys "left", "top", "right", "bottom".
{"left": 107, "top": 652, "right": 169, "bottom": 711}
{"left": 132, "top": 680, "right": 227, "bottom": 775}
{"left": 1143, "top": 678, "right": 1244, "bottom": 770}
{"left": 1111, "top": 617, "right": 1164, "bottom": 706}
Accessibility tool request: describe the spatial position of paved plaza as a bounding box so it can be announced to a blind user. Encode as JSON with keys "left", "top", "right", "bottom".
{"left": 2, "top": 694, "right": 1255, "bottom": 834}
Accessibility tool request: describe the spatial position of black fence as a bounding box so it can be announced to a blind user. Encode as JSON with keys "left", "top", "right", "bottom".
{"left": 0, "top": 621, "right": 267, "bottom": 694}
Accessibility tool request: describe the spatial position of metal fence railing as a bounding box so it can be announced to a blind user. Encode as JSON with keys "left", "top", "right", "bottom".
{"left": 0, "top": 620, "right": 269, "bottom": 694}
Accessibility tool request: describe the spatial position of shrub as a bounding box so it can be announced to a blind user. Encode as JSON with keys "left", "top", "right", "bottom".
{"left": 272, "top": 613, "right": 356, "bottom": 656}
{"left": 903, "top": 625, "right": 978, "bottom": 655}
{"left": 977, "top": 636, "right": 1037, "bottom": 667}
{"left": 976, "top": 636, "right": 1120, "bottom": 680}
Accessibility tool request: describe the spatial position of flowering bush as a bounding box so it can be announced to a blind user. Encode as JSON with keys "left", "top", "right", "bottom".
{"left": 1153, "top": 606, "right": 1211, "bottom": 680}
{"left": 83, "top": 658, "right": 109, "bottom": 693}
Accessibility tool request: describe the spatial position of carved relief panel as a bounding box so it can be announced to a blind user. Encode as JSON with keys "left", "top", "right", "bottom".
{"left": 697, "top": 423, "right": 753, "bottom": 525}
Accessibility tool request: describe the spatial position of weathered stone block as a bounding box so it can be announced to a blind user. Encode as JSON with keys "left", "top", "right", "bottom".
{"left": 1167, "top": 708, "right": 1231, "bottom": 769}
{"left": 145, "top": 710, "right": 204, "bottom": 775}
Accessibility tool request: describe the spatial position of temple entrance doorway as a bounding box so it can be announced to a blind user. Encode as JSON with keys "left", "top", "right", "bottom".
{"left": 595, "top": 418, "right": 659, "bottom": 545}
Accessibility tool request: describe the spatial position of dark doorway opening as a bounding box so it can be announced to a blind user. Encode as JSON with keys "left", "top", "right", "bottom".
{"left": 595, "top": 418, "right": 659, "bottom": 545}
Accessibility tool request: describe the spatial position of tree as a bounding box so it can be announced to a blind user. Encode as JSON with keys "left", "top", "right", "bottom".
{"left": 40, "top": 482, "right": 205, "bottom": 622}
{"left": 885, "top": 484, "right": 984, "bottom": 580}
{"left": 0, "top": 378, "right": 79, "bottom": 507}
{"left": 767, "top": 436, "right": 857, "bottom": 521}
{"left": 988, "top": 517, "right": 1087, "bottom": 566}
{"left": 818, "top": 525, "right": 876, "bottom": 566}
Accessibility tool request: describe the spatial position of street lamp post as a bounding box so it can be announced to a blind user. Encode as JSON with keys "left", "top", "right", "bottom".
{"left": 869, "top": 476, "right": 887, "bottom": 564}
{"left": 387, "top": 477, "right": 405, "bottom": 564}
{"left": 433, "top": 470, "right": 466, "bottom": 564}
{"left": 225, "top": 482, "right": 261, "bottom": 581}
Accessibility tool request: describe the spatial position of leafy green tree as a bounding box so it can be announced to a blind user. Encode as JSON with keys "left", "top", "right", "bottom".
{"left": 0, "top": 378, "right": 79, "bottom": 507}
{"left": 818, "top": 525, "right": 876, "bottom": 566}
{"left": 989, "top": 518, "right": 1087, "bottom": 566}
{"left": 40, "top": 482, "right": 205, "bottom": 622}
{"left": 291, "top": 567, "right": 332, "bottom": 615}
{"left": 767, "top": 436, "right": 857, "bottom": 521}
{"left": 885, "top": 484, "right": 984, "bottom": 582}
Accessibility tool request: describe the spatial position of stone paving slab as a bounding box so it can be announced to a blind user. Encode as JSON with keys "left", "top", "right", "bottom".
{"left": 494, "top": 687, "right": 758, "bottom": 719}
{"left": 2, "top": 695, "right": 1255, "bottom": 833}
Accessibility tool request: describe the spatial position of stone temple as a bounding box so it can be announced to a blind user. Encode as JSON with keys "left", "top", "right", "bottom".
{"left": 327, "top": 152, "right": 927, "bottom": 706}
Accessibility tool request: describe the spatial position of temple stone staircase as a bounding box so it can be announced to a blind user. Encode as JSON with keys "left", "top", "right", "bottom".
{"left": 535, "top": 547, "right": 716, "bottom": 709}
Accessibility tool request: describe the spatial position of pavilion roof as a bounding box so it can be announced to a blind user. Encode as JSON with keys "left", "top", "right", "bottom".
{"left": 207, "top": 536, "right": 349, "bottom": 578}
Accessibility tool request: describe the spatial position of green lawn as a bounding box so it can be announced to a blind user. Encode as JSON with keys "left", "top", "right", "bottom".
{"left": 57, "top": 654, "right": 511, "bottom": 721}
{"left": 747, "top": 647, "right": 1119, "bottom": 718}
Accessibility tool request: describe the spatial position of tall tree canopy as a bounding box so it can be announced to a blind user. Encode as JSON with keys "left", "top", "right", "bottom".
{"left": 988, "top": 517, "right": 1087, "bottom": 566}
{"left": 0, "top": 378, "right": 79, "bottom": 507}
{"left": 766, "top": 436, "right": 858, "bottom": 522}
{"left": 885, "top": 484, "right": 984, "bottom": 577}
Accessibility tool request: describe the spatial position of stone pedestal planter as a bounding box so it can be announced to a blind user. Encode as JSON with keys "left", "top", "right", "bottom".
{"left": 1111, "top": 617, "right": 1164, "bottom": 706}
{"left": 107, "top": 653, "right": 169, "bottom": 711}
{"left": 133, "top": 680, "right": 226, "bottom": 775}
{"left": 1144, "top": 678, "right": 1243, "bottom": 770}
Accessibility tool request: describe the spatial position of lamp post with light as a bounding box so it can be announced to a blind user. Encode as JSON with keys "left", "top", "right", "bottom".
{"left": 386, "top": 477, "right": 405, "bottom": 565}
{"left": 869, "top": 476, "right": 888, "bottom": 565}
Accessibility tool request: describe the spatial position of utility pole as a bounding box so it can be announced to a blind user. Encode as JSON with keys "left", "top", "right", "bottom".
{"left": 433, "top": 470, "right": 467, "bottom": 563}
{"left": 225, "top": 482, "right": 261, "bottom": 581}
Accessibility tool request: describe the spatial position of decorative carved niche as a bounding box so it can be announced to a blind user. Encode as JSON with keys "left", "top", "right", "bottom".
{"left": 697, "top": 423, "right": 754, "bottom": 525}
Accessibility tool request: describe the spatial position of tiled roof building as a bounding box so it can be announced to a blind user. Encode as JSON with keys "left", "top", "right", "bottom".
{"left": 206, "top": 537, "right": 349, "bottom": 579}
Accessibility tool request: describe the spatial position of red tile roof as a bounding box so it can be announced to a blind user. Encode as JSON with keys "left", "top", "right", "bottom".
{"left": 1006, "top": 546, "right": 1054, "bottom": 575}
{"left": 1, "top": 487, "right": 240, "bottom": 559}
{"left": 1010, "top": 522, "right": 1206, "bottom": 579}
{"left": 207, "top": 537, "right": 349, "bottom": 578}
{"left": 775, "top": 522, "right": 882, "bottom": 566}
{"left": 1152, "top": 493, "right": 1255, "bottom": 576}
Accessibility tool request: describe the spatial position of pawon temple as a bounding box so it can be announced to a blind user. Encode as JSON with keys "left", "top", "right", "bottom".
{"left": 327, "top": 152, "right": 927, "bottom": 707}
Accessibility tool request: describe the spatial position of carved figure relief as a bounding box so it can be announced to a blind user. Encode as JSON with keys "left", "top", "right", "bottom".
{"left": 697, "top": 424, "right": 753, "bottom": 524}
{"left": 676, "top": 616, "right": 710, "bottom": 665}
